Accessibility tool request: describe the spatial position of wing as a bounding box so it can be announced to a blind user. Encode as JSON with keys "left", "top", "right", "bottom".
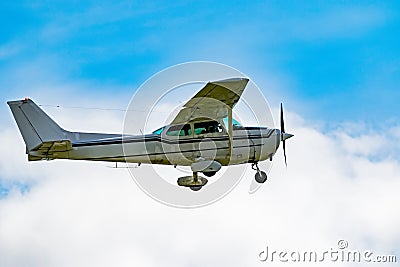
{"left": 171, "top": 78, "right": 249, "bottom": 124}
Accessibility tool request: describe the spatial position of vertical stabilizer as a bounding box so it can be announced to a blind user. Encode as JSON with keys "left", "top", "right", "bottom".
{"left": 7, "top": 99, "right": 68, "bottom": 151}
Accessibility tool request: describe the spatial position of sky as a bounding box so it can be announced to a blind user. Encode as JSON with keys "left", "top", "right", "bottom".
{"left": 0, "top": 1, "right": 399, "bottom": 266}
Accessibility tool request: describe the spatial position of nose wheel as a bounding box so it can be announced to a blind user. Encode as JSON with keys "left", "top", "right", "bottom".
{"left": 252, "top": 163, "right": 267, "bottom": 183}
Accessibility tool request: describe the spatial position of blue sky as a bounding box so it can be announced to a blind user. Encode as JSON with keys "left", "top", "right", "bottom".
{"left": 1, "top": 1, "right": 399, "bottom": 126}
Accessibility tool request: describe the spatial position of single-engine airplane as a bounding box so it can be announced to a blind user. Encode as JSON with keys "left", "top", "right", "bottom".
{"left": 8, "top": 78, "right": 293, "bottom": 191}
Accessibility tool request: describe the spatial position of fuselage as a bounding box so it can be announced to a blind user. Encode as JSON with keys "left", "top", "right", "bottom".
{"left": 64, "top": 124, "right": 281, "bottom": 167}
{"left": 7, "top": 98, "right": 283, "bottom": 168}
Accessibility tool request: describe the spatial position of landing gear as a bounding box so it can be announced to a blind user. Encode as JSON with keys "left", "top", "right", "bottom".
{"left": 190, "top": 186, "right": 202, "bottom": 191}
{"left": 255, "top": 171, "right": 267, "bottom": 183}
{"left": 203, "top": 171, "right": 216, "bottom": 177}
{"left": 252, "top": 162, "right": 267, "bottom": 183}
{"left": 177, "top": 172, "right": 208, "bottom": 191}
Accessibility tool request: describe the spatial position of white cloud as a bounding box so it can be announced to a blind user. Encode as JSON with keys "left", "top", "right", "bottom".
{"left": 1, "top": 96, "right": 399, "bottom": 266}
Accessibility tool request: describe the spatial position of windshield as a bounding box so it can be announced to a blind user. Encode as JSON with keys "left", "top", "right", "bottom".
{"left": 222, "top": 117, "right": 242, "bottom": 128}
{"left": 152, "top": 127, "right": 165, "bottom": 135}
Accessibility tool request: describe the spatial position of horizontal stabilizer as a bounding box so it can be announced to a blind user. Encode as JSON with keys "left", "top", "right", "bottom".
{"left": 28, "top": 140, "right": 72, "bottom": 160}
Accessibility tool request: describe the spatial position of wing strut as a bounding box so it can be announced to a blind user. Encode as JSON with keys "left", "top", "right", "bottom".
{"left": 228, "top": 104, "right": 233, "bottom": 161}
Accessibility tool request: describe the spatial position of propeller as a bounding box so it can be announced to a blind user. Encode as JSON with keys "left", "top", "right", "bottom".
{"left": 280, "top": 103, "right": 294, "bottom": 167}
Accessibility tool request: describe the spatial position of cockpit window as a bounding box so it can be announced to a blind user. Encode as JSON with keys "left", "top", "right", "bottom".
{"left": 152, "top": 127, "right": 165, "bottom": 135}
{"left": 166, "top": 124, "right": 192, "bottom": 136}
{"left": 194, "top": 121, "right": 223, "bottom": 135}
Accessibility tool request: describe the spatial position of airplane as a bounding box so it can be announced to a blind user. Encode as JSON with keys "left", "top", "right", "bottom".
{"left": 8, "top": 78, "right": 293, "bottom": 191}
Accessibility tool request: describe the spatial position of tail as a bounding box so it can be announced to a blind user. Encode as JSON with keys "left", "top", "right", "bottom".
{"left": 7, "top": 98, "right": 72, "bottom": 160}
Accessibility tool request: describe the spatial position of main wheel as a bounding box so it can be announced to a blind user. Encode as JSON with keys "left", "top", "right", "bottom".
{"left": 190, "top": 186, "right": 202, "bottom": 191}
{"left": 203, "top": 171, "right": 216, "bottom": 177}
{"left": 255, "top": 171, "right": 267, "bottom": 183}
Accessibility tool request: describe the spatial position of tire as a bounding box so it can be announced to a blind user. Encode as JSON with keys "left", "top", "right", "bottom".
{"left": 190, "top": 186, "right": 202, "bottom": 191}
{"left": 255, "top": 171, "right": 267, "bottom": 183}
{"left": 203, "top": 171, "right": 216, "bottom": 177}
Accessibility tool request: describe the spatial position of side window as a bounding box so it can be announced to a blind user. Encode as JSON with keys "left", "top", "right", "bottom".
{"left": 194, "top": 121, "right": 223, "bottom": 135}
{"left": 166, "top": 124, "right": 192, "bottom": 136}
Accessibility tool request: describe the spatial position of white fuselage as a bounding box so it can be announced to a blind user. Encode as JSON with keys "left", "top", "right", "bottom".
{"left": 64, "top": 126, "right": 281, "bottom": 167}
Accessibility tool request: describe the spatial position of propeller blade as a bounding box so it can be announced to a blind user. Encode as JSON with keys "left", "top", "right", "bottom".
{"left": 280, "top": 103, "right": 285, "bottom": 133}
{"left": 281, "top": 103, "right": 288, "bottom": 167}
{"left": 283, "top": 140, "right": 287, "bottom": 167}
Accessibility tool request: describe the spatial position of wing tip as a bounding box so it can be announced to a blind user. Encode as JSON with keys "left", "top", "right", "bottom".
{"left": 211, "top": 77, "right": 249, "bottom": 83}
